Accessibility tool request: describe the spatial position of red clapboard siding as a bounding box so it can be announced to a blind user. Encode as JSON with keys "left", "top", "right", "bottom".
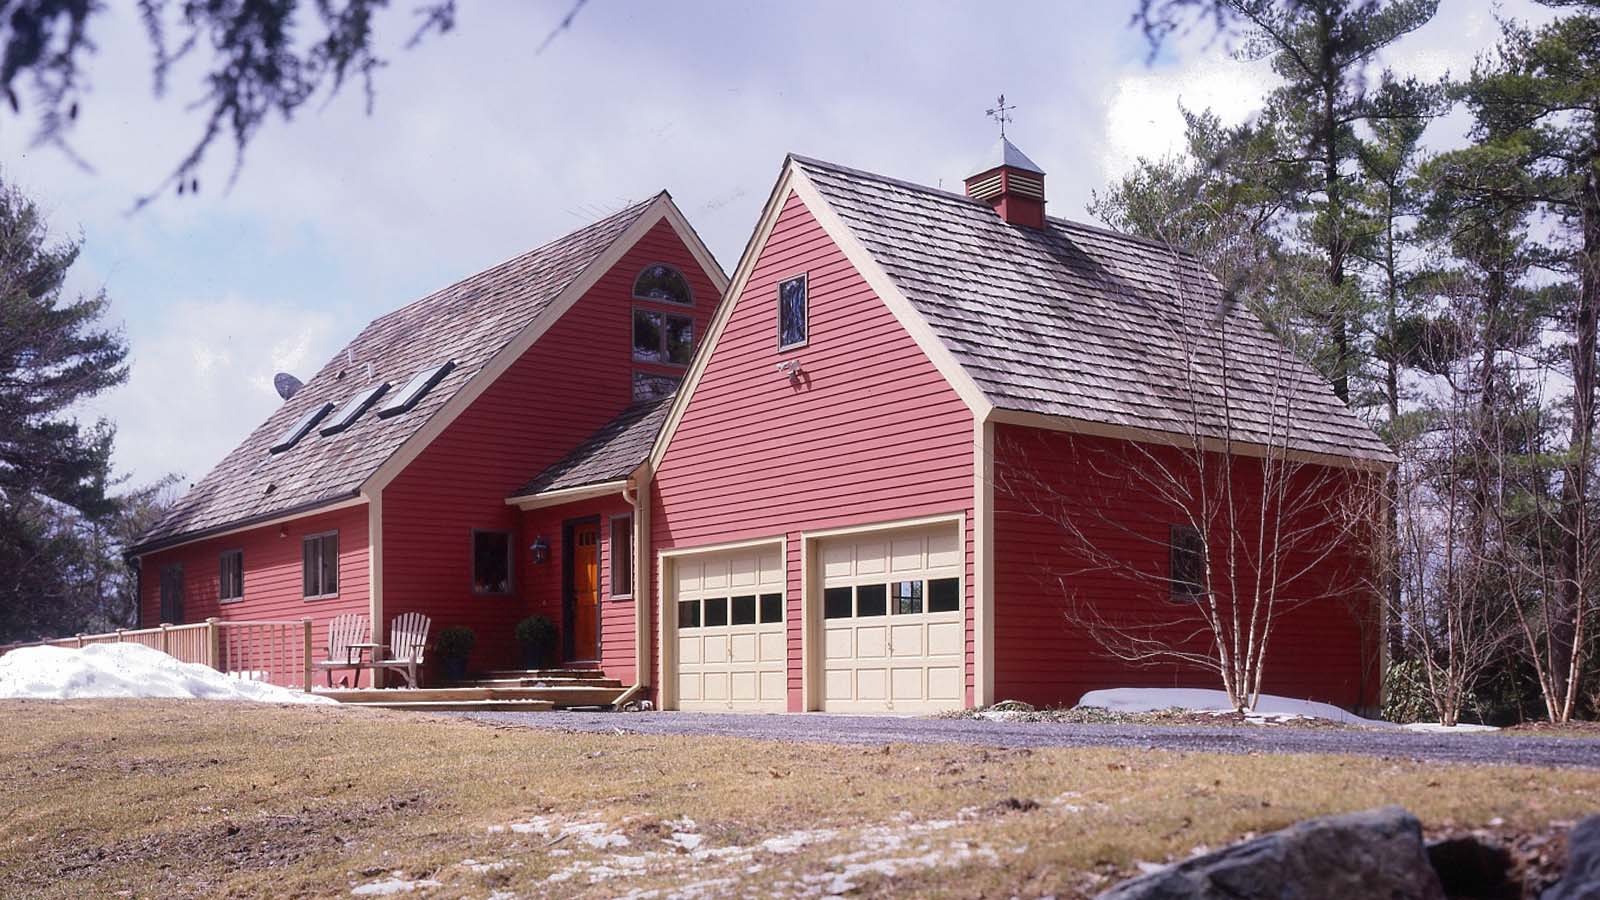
{"left": 138, "top": 504, "right": 373, "bottom": 685}
{"left": 991, "top": 423, "right": 1379, "bottom": 710}
{"left": 651, "top": 191, "right": 976, "bottom": 711}
{"left": 382, "top": 220, "right": 718, "bottom": 681}
{"left": 517, "top": 495, "right": 638, "bottom": 682}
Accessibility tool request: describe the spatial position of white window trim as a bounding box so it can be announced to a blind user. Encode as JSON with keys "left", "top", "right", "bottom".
{"left": 777, "top": 272, "right": 809, "bottom": 352}
{"left": 303, "top": 530, "right": 340, "bottom": 601}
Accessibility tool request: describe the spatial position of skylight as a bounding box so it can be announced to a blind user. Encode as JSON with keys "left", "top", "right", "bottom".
{"left": 377, "top": 361, "right": 455, "bottom": 418}
{"left": 269, "top": 402, "right": 334, "bottom": 454}
{"left": 320, "top": 382, "right": 390, "bottom": 436}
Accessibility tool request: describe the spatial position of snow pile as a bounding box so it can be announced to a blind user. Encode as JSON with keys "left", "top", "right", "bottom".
{"left": 1076, "top": 687, "right": 1389, "bottom": 726}
{"left": 0, "top": 643, "right": 334, "bottom": 704}
{"left": 1400, "top": 721, "right": 1499, "bottom": 733}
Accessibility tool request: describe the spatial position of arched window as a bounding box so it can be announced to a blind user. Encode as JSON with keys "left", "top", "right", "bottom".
{"left": 632, "top": 263, "right": 693, "bottom": 305}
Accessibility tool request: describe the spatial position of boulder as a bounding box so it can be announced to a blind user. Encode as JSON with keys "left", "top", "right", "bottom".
{"left": 1544, "top": 816, "right": 1600, "bottom": 900}
{"left": 1097, "top": 806, "right": 1445, "bottom": 900}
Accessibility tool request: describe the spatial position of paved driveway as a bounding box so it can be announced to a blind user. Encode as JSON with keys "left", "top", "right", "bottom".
{"left": 454, "top": 710, "right": 1600, "bottom": 769}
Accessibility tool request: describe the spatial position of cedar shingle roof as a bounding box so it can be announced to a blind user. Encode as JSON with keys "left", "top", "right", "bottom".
{"left": 511, "top": 396, "right": 672, "bottom": 500}
{"left": 793, "top": 157, "right": 1392, "bottom": 462}
{"left": 131, "top": 196, "right": 662, "bottom": 554}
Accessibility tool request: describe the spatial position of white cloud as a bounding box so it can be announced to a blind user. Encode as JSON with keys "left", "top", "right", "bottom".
{"left": 1101, "top": 54, "right": 1277, "bottom": 181}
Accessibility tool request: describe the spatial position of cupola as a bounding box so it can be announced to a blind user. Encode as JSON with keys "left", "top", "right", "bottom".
{"left": 964, "top": 137, "right": 1046, "bottom": 229}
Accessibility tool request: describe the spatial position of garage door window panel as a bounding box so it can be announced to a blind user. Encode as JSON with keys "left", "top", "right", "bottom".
{"left": 856, "top": 583, "right": 887, "bottom": 617}
{"left": 760, "top": 593, "right": 784, "bottom": 623}
{"left": 704, "top": 597, "right": 729, "bottom": 627}
{"left": 678, "top": 600, "right": 700, "bottom": 628}
{"left": 892, "top": 580, "right": 923, "bottom": 615}
{"left": 928, "top": 577, "right": 960, "bottom": 612}
{"left": 824, "top": 586, "right": 853, "bottom": 619}
{"left": 731, "top": 595, "right": 757, "bottom": 625}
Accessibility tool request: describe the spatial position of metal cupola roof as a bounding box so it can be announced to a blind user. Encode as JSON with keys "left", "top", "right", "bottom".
{"left": 970, "top": 136, "right": 1045, "bottom": 177}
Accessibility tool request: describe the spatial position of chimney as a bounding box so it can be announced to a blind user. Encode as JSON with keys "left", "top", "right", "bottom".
{"left": 964, "top": 137, "right": 1046, "bottom": 229}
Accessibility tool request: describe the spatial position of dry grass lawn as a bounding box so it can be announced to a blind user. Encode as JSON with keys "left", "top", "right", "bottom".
{"left": 2, "top": 700, "right": 1597, "bottom": 899}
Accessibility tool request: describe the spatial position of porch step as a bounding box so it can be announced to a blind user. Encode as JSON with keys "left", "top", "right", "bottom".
{"left": 465, "top": 676, "right": 624, "bottom": 689}
{"left": 355, "top": 699, "right": 557, "bottom": 712}
{"left": 477, "top": 668, "right": 608, "bottom": 680}
{"left": 318, "top": 684, "right": 628, "bottom": 709}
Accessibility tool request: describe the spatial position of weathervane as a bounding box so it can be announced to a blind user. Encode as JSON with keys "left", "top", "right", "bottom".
{"left": 986, "top": 94, "right": 1015, "bottom": 139}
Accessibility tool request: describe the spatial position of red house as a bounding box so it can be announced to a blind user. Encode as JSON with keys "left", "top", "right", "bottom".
{"left": 130, "top": 140, "right": 1391, "bottom": 714}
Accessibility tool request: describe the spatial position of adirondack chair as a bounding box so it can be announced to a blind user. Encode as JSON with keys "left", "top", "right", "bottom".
{"left": 312, "top": 614, "right": 370, "bottom": 687}
{"left": 374, "top": 612, "right": 431, "bottom": 689}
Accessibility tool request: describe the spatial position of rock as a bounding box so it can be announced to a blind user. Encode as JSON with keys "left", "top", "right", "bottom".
{"left": 1544, "top": 816, "right": 1600, "bottom": 900}
{"left": 1427, "top": 836, "right": 1517, "bottom": 900}
{"left": 1097, "top": 806, "right": 1445, "bottom": 900}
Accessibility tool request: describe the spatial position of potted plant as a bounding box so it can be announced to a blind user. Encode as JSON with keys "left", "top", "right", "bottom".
{"left": 515, "top": 615, "right": 558, "bottom": 670}
{"left": 435, "top": 626, "right": 476, "bottom": 683}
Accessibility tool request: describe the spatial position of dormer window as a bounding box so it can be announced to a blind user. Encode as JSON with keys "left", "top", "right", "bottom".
{"left": 633, "top": 263, "right": 692, "bottom": 305}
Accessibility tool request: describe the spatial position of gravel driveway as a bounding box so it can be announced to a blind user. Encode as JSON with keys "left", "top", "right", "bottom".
{"left": 454, "top": 710, "right": 1600, "bottom": 770}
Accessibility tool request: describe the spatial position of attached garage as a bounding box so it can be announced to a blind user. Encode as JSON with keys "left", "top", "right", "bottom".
{"left": 666, "top": 543, "right": 787, "bottom": 712}
{"left": 816, "top": 522, "right": 965, "bottom": 714}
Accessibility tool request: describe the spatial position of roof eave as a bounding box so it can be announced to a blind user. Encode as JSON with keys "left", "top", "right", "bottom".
{"left": 125, "top": 490, "right": 366, "bottom": 560}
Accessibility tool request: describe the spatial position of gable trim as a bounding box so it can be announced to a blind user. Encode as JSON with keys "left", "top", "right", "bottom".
{"left": 364, "top": 194, "right": 724, "bottom": 494}
{"left": 648, "top": 159, "right": 991, "bottom": 471}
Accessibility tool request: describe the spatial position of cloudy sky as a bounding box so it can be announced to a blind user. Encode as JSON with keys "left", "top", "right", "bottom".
{"left": 0, "top": 0, "right": 1537, "bottom": 492}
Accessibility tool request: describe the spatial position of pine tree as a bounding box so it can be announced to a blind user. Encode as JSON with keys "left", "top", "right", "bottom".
{"left": 0, "top": 174, "right": 136, "bottom": 642}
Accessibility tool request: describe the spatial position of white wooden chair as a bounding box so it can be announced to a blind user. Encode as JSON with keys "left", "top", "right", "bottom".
{"left": 374, "top": 613, "right": 431, "bottom": 689}
{"left": 312, "top": 614, "right": 369, "bottom": 687}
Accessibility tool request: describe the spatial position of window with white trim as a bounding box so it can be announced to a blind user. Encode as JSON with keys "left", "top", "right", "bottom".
{"left": 777, "top": 273, "right": 808, "bottom": 349}
{"left": 303, "top": 531, "right": 339, "bottom": 599}
{"left": 219, "top": 549, "right": 243, "bottom": 603}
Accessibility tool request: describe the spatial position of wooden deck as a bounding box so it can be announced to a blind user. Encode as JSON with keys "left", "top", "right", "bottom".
{"left": 317, "top": 668, "right": 628, "bottom": 711}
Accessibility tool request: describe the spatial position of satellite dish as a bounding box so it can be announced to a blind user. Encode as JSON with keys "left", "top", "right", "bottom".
{"left": 273, "top": 372, "right": 304, "bottom": 401}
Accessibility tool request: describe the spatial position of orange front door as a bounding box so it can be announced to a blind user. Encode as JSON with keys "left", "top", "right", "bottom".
{"left": 571, "top": 524, "right": 600, "bottom": 660}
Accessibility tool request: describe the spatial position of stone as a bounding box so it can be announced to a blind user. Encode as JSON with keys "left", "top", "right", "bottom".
{"left": 1097, "top": 806, "right": 1446, "bottom": 900}
{"left": 1427, "top": 836, "right": 1517, "bottom": 900}
{"left": 1545, "top": 816, "right": 1600, "bottom": 900}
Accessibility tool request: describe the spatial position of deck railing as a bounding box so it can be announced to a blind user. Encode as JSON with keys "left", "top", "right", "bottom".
{"left": 0, "top": 618, "right": 314, "bottom": 692}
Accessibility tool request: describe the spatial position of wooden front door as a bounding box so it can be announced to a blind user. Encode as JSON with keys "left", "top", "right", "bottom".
{"left": 566, "top": 522, "right": 601, "bottom": 661}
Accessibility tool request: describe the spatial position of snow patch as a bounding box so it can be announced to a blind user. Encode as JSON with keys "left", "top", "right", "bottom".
{"left": 350, "top": 875, "right": 441, "bottom": 895}
{"left": 1402, "top": 722, "right": 1500, "bottom": 733}
{"left": 0, "top": 643, "right": 334, "bottom": 704}
{"left": 1076, "top": 687, "right": 1388, "bottom": 726}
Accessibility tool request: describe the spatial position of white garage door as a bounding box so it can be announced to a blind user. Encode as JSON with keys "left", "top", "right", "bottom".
{"left": 671, "top": 545, "right": 788, "bottom": 712}
{"left": 820, "top": 524, "right": 965, "bottom": 713}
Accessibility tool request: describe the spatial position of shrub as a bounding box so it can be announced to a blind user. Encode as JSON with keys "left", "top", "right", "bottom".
{"left": 515, "top": 615, "right": 557, "bottom": 651}
{"left": 1381, "top": 658, "right": 1434, "bottom": 724}
{"left": 436, "top": 626, "right": 476, "bottom": 660}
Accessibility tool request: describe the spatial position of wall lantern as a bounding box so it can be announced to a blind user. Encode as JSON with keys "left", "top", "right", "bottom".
{"left": 529, "top": 536, "right": 550, "bottom": 565}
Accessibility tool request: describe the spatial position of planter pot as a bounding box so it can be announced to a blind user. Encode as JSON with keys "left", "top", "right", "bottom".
{"left": 520, "top": 645, "right": 550, "bottom": 670}
{"left": 441, "top": 656, "right": 468, "bottom": 683}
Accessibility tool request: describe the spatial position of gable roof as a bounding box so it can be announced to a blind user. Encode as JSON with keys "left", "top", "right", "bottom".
{"left": 786, "top": 155, "right": 1392, "bottom": 463}
{"left": 509, "top": 395, "right": 672, "bottom": 503}
{"left": 132, "top": 196, "right": 677, "bottom": 555}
